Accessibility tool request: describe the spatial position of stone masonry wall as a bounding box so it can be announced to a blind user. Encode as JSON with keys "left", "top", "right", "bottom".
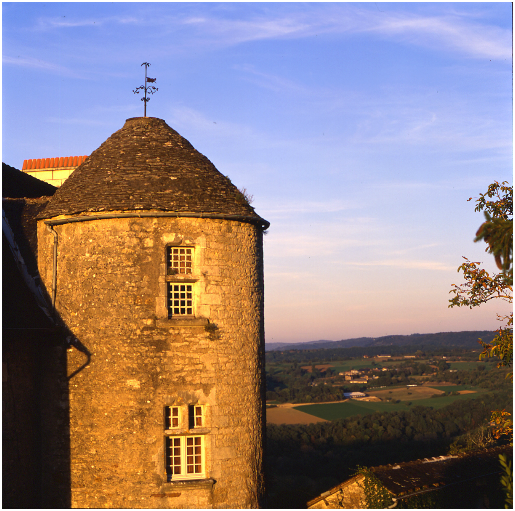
{"left": 37, "top": 215, "right": 265, "bottom": 508}
{"left": 307, "top": 476, "right": 366, "bottom": 509}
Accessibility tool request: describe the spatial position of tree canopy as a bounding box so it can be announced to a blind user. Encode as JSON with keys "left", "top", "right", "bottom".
{"left": 449, "top": 181, "right": 513, "bottom": 377}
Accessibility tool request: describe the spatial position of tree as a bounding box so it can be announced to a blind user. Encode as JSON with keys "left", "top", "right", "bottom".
{"left": 449, "top": 181, "right": 513, "bottom": 507}
{"left": 437, "top": 359, "right": 449, "bottom": 372}
{"left": 449, "top": 181, "right": 512, "bottom": 376}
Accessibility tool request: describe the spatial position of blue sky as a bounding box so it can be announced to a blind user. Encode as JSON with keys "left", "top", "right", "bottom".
{"left": 3, "top": 2, "right": 512, "bottom": 343}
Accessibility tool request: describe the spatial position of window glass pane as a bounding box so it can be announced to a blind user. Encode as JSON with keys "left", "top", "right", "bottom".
{"left": 195, "top": 406, "right": 203, "bottom": 427}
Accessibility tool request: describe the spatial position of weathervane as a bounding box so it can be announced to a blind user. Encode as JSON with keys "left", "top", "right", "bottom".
{"left": 133, "top": 62, "right": 158, "bottom": 117}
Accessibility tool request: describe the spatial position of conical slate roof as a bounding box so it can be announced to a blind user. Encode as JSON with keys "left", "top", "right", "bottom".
{"left": 39, "top": 117, "right": 268, "bottom": 228}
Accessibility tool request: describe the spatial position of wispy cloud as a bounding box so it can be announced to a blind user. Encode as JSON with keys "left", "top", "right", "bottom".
{"left": 168, "top": 105, "right": 257, "bottom": 141}
{"left": 367, "top": 12, "right": 511, "bottom": 60}
{"left": 2, "top": 55, "right": 85, "bottom": 79}
{"left": 4, "top": 55, "right": 60, "bottom": 71}
{"left": 386, "top": 243, "right": 441, "bottom": 256}
{"left": 235, "top": 64, "right": 309, "bottom": 95}
{"left": 182, "top": 14, "right": 308, "bottom": 44}
{"left": 46, "top": 117, "right": 117, "bottom": 127}
{"left": 344, "top": 259, "right": 456, "bottom": 271}
{"left": 262, "top": 199, "right": 357, "bottom": 216}
{"left": 171, "top": 6, "right": 511, "bottom": 60}
{"left": 22, "top": 4, "right": 511, "bottom": 62}
{"left": 346, "top": 87, "right": 512, "bottom": 152}
{"left": 34, "top": 15, "right": 140, "bottom": 30}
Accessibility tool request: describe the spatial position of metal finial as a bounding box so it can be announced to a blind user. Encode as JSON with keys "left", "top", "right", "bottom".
{"left": 133, "top": 62, "right": 158, "bottom": 117}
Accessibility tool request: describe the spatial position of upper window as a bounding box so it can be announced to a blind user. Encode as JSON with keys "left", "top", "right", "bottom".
{"left": 167, "top": 247, "right": 193, "bottom": 275}
{"left": 166, "top": 246, "right": 195, "bottom": 319}
{"left": 189, "top": 405, "right": 204, "bottom": 428}
{"left": 166, "top": 406, "right": 181, "bottom": 429}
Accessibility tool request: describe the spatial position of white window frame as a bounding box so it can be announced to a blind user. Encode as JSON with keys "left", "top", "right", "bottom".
{"left": 166, "top": 435, "right": 205, "bottom": 481}
{"left": 165, "top": 245, "right": 196, "bottom": 319}
{"left": 189, "top": 404, "right": 204, "bottom": 428}
{"left": 165, "top": 406, "right": 181, "bottom": 430}
{"left": 164, "top": 405, "right": 207, "bottom": 481}
{"left": 167, "top": 283, "right": 194, "bottom": 317}
{"left": 167, "top": 246, "right": 194, "bottom": 275}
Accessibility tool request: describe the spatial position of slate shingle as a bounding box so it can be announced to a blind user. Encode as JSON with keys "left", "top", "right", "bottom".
{"left": 39, "top": 117, "right": 268, "bottom": 227}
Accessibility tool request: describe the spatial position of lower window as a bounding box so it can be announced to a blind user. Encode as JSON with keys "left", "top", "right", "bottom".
{"left": 166, "top": 435, "right": 204, "bottom": 481}
{"left": 167, "top": 283, "right": 193, "bottom": 318}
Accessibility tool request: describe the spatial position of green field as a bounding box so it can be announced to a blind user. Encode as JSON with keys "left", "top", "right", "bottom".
{"left": 325, "top": 359, "right": 403, "bottom": 371}
{"left": 295, "top": 400, "right": 410, "bottom": 420}
{"left": 328, "top": 360, "right": 376, "bottom": 372}
{"left": 448, "top": 361, "right": 495, "bottom": 371}
{"left": 294, "top": 390, "right": 486, "bottom": 421}
{"left": 267, "top": 359, "right": 493, "bottom": 374}
{"left": 431, "top": 385, "right": 478, "bottom": 392}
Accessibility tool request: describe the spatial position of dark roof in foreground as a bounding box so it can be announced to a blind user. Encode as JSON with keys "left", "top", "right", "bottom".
{"left": 39, "top": 117, "right": 268, "bottom": 228}
{"left": 307, "top": 445, "right": 511, "bottom": 506}
{"left": 371, "top": 444, "right": 510, "bottom": 497}
{"left": 3, "top": 162, "right": 57, "bottom": 199}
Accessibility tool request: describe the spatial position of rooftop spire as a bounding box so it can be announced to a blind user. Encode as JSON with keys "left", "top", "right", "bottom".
{"left": 133, "top": 62, "right": 158, "bottom": 117}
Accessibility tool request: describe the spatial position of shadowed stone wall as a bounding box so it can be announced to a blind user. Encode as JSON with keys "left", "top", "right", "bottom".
{"left": 37, "top": 215, "right": 265, "bottom": 508}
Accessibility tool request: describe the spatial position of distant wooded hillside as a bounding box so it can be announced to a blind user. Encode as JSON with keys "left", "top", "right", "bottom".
{"left": 265, "top": 331, "right": 495, "bottom": 352}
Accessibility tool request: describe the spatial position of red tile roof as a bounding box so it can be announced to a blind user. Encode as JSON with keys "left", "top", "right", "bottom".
{"left": 22, "top": 156, "right": 88, "bottom": 171}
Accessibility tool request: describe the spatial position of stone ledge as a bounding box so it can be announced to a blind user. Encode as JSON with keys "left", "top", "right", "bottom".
{"left": 156, "top": 318, "right": 209, "bottom": 327}
{"left": 161, "top": 477, "right": 216, "bottom": 490}
{"left": 164, "top": 427, "right": 210, "bottom": 435}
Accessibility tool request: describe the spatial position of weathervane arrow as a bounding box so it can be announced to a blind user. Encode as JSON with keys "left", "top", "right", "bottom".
{"left": 133, "top": 62, "right": 158, "bottom": 117}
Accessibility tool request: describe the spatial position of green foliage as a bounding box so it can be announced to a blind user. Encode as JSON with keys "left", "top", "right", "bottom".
{"left": 499, "top": 453, "right": 513, "bottom": 509}
{"left": 449, "top": 181, "right": 513, "bottom": 377}
{"left": 472, "top": 181, "right": 513, "bottom": 220}
{"left": 354, "top": 466, "right": 393, "bottom": 509}
{"left": 448, "top": 423, "right": 495, "bottom": 454}
{"left": 472, "top": 181, "right": 513, "bottom": 278}
{"left": 398, "top": 492, "right": 438, "bottom": 508}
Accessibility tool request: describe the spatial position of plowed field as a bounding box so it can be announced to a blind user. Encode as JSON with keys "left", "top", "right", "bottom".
{"left": 266, "top": 406, "right": 329, "bottom": 425}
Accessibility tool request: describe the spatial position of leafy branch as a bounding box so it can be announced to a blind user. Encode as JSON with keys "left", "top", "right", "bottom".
{"left": 449, "top": 258, "right": 512, "bottom": 308}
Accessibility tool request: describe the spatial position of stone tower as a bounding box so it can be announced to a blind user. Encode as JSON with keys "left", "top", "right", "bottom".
{"left": 36, "top": 117, "right": 269, "bottom": 508}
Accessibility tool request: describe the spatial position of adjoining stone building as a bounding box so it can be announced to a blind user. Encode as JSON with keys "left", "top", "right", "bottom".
{"left": 3, "top": 163, "right": 65, "bottom": 509}
{"left": 6, "top": 116, "right": 269, "bottom": 508}
{"left": 22, "top": 155, "right": 88, "bottom": 187}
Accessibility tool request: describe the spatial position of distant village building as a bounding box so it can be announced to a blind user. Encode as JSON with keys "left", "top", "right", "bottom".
{"left": 5, "top": 116, "right": 269, "bottom": 508}
{"left": 343, "top": 392, "right": 366, "bottom": 398}
{"left": 340, "top": 369, "right": 360, "bottom": 377}
{"left": 349, "top": 377, "right": 368, "bottom": 384}
{"left": 22, "top": 155, "right": 88, "bottom": 187}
